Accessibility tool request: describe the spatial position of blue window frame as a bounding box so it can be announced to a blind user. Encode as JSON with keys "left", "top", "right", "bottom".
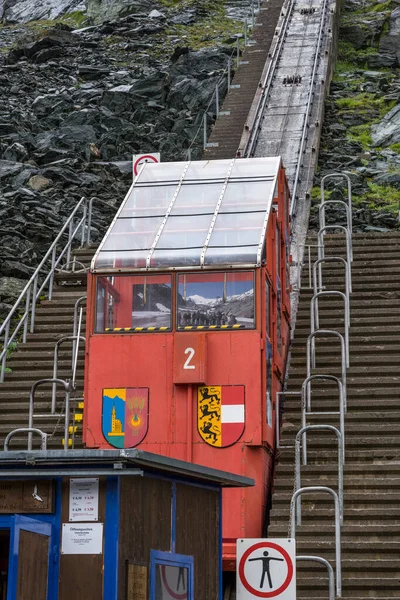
{"left": 150, "top": 550, "right": 194, "bottom": 600}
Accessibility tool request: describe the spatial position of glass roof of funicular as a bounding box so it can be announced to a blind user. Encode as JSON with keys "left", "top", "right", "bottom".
{"left": 92, "top": 157, "right": 281, "bottom": 272}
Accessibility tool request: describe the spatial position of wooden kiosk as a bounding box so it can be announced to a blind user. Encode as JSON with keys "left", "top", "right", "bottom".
{"left": 0, "top": 449, "right": 252, "bottom": 600}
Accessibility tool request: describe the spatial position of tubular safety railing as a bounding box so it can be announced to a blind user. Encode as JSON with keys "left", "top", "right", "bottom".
{"left": 0, "top": 196, "right": 93, "bottom": 383}
{"left": 4, "top": 428, "right": 47, "bottom": 451}
{"left": 313, "top": 256, "right": 351, "bottom": 299}
{"left": 28, "top": 378, "right": 72, "bottom": 451}
{"left": 311, "top": 291, "right": 350, "bottom": 368}
{"left": 72, "top": 297, "right": 87, "bottom": 369}
{"left": 295, "top": 425, "right": 344, "bottom": 525}
{"left": 301, "top": 375, "right": 345, "bottom": 466}
{"left": 290, "top": 487, "right": 342, "bottom": 597}
{"left": 286, "top": 171, "right": 352, "bottom": 599}
{"left": 295, "top": 243, "right": 323, "bottom": 291}
{"left": 307, "top": 330, "right": 348, "bottom": 402}
{"left": 52, "top": 336, "right": 85, "bottom": 413}
{"left": 318, "top": 224, "right": 353, "bottom": 264}
{"left": 321, "top": 172, "right": 352, "bottom": 220}
{"left": 319, "top": 200, "right": 352, "bottom": 240}
{"left": 72, "top": 308, "right": 83, "bottom": 388}
{"left": 296, "top": 556, "right": 335, "bottom": 600}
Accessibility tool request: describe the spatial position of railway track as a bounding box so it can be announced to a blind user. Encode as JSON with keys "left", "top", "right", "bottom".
{"left": 239, "top": 0, "right": 335, "bottom": 217}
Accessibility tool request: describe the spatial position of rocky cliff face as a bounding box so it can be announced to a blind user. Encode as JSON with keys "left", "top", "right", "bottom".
{"left": 311, "top": 0, "right": 400, "bottom": 232}
{"left": 0, "top": 0, "right": 247, "bottom": 315}
{"left": 1, "top": 0, "right": 85, "bottom": 23}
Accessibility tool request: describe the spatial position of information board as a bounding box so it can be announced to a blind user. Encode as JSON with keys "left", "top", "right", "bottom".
{"left": 69, "top": 478, "right": 99, "bottom": 522}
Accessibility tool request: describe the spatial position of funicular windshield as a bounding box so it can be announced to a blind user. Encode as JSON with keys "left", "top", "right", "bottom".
{"left": 177, "top": 272, "right": 255, "bottom": 330}
{"left": 95, "top": 271, "right": 255, "bottom": 332}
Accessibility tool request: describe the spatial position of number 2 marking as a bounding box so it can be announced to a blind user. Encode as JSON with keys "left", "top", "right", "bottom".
{"left": 183, "top": 347, "right": 195, "bottom": 369}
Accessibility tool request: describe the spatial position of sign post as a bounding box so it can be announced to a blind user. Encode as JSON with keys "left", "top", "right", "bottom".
{"left": 132, "top": 153, "right": 161, "bottom": 177}
{"left": 237, "top": 539, "right": 296, "bottom": 600}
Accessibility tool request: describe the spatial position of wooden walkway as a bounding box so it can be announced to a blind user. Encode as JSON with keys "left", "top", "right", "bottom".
{"left": 203, "top": 0, "right": 284, "bottom": 160}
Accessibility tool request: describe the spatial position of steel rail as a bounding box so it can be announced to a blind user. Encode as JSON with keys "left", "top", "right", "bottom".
{"left": 274, "top": 0, "right": 320, "bottom": 159}
{"left": 244, "top": 0, "right": 298, "bottom": 156}
{"left": 290, "top": 0, "right": 330, "bottom": 215}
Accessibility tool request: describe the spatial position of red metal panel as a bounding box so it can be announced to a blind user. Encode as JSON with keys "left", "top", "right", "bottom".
{"left": 173, "top": 333, "right": 207, "bottom": 384}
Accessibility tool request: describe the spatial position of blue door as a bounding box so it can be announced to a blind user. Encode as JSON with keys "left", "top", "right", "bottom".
{"left": 8, "top": 516, "right": 53, "bottom": 600}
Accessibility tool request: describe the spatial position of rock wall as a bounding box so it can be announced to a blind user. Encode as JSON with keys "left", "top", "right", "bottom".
{"left": 311, "top": 0, "right": 400, "bottom": 232}
{"left": 86, "top": 0, "right": 153, "bottom": 24}
{"left": 0, "top": 0, "right": 246, "bottom": 314}
{"left": 1, "top": 0, "right": 85, "bottom": 23}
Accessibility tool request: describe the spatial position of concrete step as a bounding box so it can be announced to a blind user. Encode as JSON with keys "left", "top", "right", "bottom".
{"left": 269, "top": 506, "right": 400, "bottom": 524}
{"left": 274, "top": 477, "right": 400, "bottom": 491}
{"left": 287, "top": 375, "right": 400, "bottom": 389}
{"left": 5, "top": 359, "right": 84, "bottom": 371}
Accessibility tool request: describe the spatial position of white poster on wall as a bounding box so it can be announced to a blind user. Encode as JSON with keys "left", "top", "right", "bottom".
{"left": 69, "top": 477, "right": 99, "bottom": 522}
{"left": 61, "top": 523, "right": 103, "bottom": 555}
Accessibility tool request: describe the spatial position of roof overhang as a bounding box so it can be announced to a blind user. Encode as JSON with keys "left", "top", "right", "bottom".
{"left": 0, "top": 449, "right": 254, "bottom": 488}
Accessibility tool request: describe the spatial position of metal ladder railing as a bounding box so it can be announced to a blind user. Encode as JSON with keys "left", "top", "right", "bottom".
{"left": 0, "top": 197, "right": 95, "bottom": 382}
{"left": 4, "top": 294, "right": 86, "bottom": 452}
{"left": 285, "top": 171, "right": 353, "bottom": 598}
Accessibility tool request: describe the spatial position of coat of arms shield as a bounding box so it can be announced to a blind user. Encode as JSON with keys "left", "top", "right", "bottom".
{"left": 102, "top": 387, "right": 149, "bottom": 448}
{"left": 197, "top": 385, "right": 245, "bottom": 447}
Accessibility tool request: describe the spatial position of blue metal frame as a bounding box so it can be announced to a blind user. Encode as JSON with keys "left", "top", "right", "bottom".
{"left": 5, "top": 478, "right": 62, "bottom": 600}
{"left": 171, "top": 481, "right": 176, "bottom": 553}
{"left": 8, "top": 516, "right": 52, "bottom": 600}
{"left": 104, "top": 477, "right": 120, "bottom": 600}
{"left": 150, "top": 550, "right": 194, "bottom": 600}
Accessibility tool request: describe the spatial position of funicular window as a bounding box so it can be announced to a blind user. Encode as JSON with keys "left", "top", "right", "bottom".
{"left": 177, "top": 272, "right": 255, "bottom": 330}
{"left": 95, "top": 274, "right": 172, "bottom": 333}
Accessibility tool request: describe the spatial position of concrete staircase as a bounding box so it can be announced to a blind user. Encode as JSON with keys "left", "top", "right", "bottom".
{"left": 269, "top": 232, "right": 400, "bottom": 599}
{"left": 0, "top": 245, "right": 96, "bottom": 450}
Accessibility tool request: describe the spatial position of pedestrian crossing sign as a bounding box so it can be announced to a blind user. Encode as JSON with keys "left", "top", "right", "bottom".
{"left": 237, "top": 539, "right": 296, "bottom": 599}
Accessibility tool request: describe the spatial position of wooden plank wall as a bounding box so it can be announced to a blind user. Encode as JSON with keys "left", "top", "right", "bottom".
{"left": 58, "top": 477, "right": 107, "bottom": 600}
{"left": 175, "top": 483, "right": 220, "bottom": 600}
{"left": 118, "top": 476, "right": 172, "bottom": 600}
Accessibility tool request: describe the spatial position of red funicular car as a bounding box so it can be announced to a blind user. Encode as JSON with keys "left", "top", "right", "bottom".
{"left": 84, "top": 157, "right": 291, "bottom": 572}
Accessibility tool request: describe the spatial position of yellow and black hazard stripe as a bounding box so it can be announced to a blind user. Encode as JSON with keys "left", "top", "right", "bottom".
{"left": 62, "top": 400, "right": 84, "bottom": 448}
{"left": 177, "top": 324, "right": 245, "bottom": 330}
{"left": 104, "top": 326, "right": 170, "bottom": 332}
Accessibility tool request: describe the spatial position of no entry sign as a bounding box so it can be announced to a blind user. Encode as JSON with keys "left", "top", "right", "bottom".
{"left": 133, "top": 153, "right": 161, "bottom": 176}
{"left": 237, "top": 539, "right": 296, "bottom": 600}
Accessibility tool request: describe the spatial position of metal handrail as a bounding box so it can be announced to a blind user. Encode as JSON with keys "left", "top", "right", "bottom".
{"left": 318, "top": 224, "right": 353, "bottom": 263}
{"left": 72, "top": 309, "right": 83, "bottom": 387}
{"left": 321, "top": 172, "right": 352, "bottom": 211}
{"left": 307, "top": 330, "right": 347, "bottom": 405}
{"left": 296, "top": 556, "right": 335, "bottom": 600}
{"left": 72, "top": 297, "right": 87, "bottom": 366}
{"left": 295, "top": 425, "right": 344, "bottom": 525}
{"left": 319, "top": 200, "right": 352, "bottom": 239}
{"left": 294, "top": 243, "right": 323, "bottom": 291}
{"left": 290, "top": 487, "right": 342, "bottom": 597}
{"left": 310, "top": 292, "right": 350, "bottom": 368}
{"left": 29, "top": 378, "right": 71, "bottom": 450}
{"left": 4, "top": 428, "right": 47, "bottom": 451}
{"left": 0, "top": 197, "right": 93, "bottom": 382}
{"left": 313, "top": 256, "right": 351, "bottom": 300}
{"left": 52, "top": 336, "right": 85, "bottom": 412}
{"left": 301, "top": 374, "right": 345, "bottom": 466}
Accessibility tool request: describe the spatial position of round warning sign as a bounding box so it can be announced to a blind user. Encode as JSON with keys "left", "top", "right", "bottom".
{"left": 133, "top": 153, "right": 160, "bottom": 176}
{"left": 237, "top": 539, "right": 295, "bottom": 600}
{"left": 160, "top": 565, "right": 188, "bottom": 600}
